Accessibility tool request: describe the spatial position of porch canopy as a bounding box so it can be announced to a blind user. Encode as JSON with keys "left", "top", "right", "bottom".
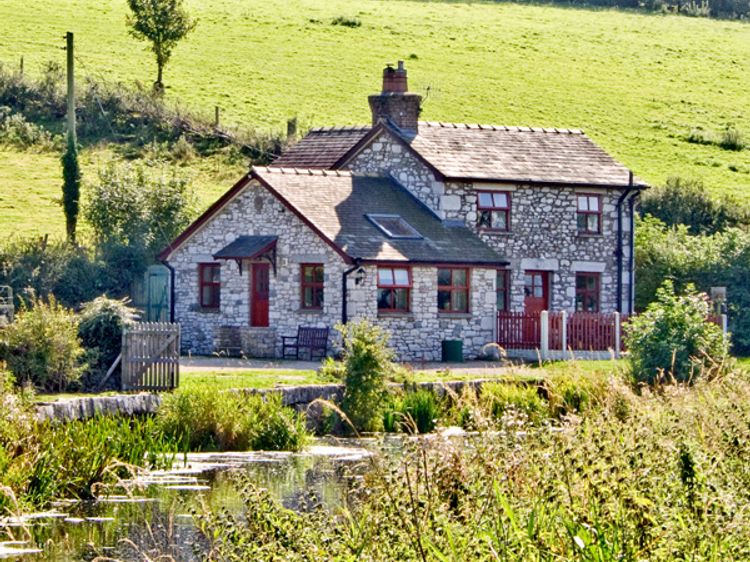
{"left": 213, "top": 235, "right": 277, "bottom": 274}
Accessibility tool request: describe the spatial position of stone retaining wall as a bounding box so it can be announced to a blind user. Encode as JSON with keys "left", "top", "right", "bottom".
{"left": 34, "top": 379, "right": 522, "bottom": 422}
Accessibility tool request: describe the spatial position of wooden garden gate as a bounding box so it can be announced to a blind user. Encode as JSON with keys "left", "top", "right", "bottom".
{"left": 121, "top": 322, "right": 180, "bottom": 391}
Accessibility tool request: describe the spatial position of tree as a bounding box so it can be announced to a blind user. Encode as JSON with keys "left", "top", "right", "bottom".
{"left": 61, "top": 136, "right": 81, "bottom": 243}
{"left": 126, "top": 0, "right": 197, "bottom": 92}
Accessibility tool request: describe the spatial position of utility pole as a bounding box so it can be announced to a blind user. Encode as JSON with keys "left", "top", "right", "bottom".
{"left": 66, "top": 32, "right": 76, "bottom": 145}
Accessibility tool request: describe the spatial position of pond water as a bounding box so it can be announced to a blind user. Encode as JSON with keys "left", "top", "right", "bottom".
{"left": 0, "top": 436, "right": 401, "bottom": 561}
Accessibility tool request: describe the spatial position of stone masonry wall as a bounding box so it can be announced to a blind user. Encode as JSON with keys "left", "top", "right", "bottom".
{"left": 442, "top": 182, "right": 634, "bottom": 313}
{"left": 346, "top": 265, "right": 497, "bottom": 361}
{"left": 345, "top": 130, "right": 445, "bottom": 215}
{"left": 170, "top": 180, "right": 347, "bottom": 357}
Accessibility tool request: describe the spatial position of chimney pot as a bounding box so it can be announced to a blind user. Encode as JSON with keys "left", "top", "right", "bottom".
{"left": 369, "top": 62, "right": 421, "bottom": 133}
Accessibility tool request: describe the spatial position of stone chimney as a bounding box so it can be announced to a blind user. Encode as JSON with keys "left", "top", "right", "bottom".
{"left": 368, "top": 61, "right": 421, "bottom": 134}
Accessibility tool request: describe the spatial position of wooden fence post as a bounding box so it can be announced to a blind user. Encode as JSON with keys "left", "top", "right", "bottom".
{"left": 540, "top": 310, "right": 549, "bottom": 361}
{"left": 722, "top": 314, "right": 728, "bottom": 341}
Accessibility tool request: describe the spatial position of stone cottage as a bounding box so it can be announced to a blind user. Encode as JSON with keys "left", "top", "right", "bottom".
{"left": 159, "top": 62, "right": 646, "bottom": 360}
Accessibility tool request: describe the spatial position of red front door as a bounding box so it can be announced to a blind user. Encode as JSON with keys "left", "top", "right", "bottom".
{"left": 251, "top": 263, "right": 270, "bottom": 327}
{"left": 524, "top": 270, "right": 549, "bottom": 314}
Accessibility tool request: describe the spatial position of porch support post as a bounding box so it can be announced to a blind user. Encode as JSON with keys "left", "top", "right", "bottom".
{"left": 560, "top": 310, "right": 567, "bottom": 356}
{"left": 614, "top": 312, "right": 621, "bottom": 359}
{"left": 540, "top": 310, "right": 549, "bottom": 362}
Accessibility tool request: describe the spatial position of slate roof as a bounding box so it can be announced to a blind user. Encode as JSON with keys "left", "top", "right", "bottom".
{"left": 213, "top": 235, "right": 277, "bottom": 260}
{"left": 253, "top": 167, "right": 507, "bottom": 265}
{"left": 271, "top": 121, "right": 646, "bottom": 188}
{"left": 272, "top": 126, "right": 371, "bottom": 169}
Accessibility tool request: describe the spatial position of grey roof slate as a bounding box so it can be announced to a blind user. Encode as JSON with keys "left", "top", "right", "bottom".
{"left": 253, "top": 167, "right": 507, "bottom": 265}
{"left": 271, "top": 121, "right": 646, "bottom": 187}
{"left": 213, "top": 235, "right": 277, "bottom": 260}
{"left": 272, "top": 126, "right": 371, "bottom": 169}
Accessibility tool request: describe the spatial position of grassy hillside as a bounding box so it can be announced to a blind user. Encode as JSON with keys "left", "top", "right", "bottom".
{"left": 0, "top": 0, "right": 749, "bottom": 237}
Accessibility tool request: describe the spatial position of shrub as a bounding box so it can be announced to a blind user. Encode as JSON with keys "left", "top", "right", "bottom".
{"left": 626, "top": 281, "right": 728, "bottom": 384}
{"left": 157, "top": 388, "right": 309, "bottom": 452}
{"left": 481, "top": 382, "right": 546, "bottom": 423}
{"left": 718, "top": 125, "right": 745, "bottom": 151}
{"left": 78, "top": 296, "right": 139, "bottom": 389}
{"left": 0, "top": 106, "right": 60, "bottom": 151}
{"left": 328, "top": 320, "right": 394, "bottom": 433}
{"left": 331, "top": 16, "right": 362, "bottom": 27}
{"left": 0, "top": 294, "right": 83, "bottom": 391}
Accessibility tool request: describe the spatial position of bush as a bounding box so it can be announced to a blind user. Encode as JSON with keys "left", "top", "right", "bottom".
{"left": 0, "top": 294, "right": 83, "bottom": 391}
{"left": 0, "top": 106, "right": 60, "bottom": 151}
{"left": 718, "top": 125, "right": 745, "bottom": 151}
{"left": 481, "top": 382, "right": 546, "bottom": 423}
{"left": 325, "top": 321, "right": 394, "bottom": 433}
{"left": 78, "top": 296, "right": 139, "bottom": 389}
{"left": 157, "top": 388, "right": 309, "bottom": 452}
{"left": 626, "top": 281, "right": 728, "bottom": 384}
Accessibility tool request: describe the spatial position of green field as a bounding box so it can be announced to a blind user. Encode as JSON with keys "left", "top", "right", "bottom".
{"left": 1, "top": 0, "right": 749, "bottom": 237}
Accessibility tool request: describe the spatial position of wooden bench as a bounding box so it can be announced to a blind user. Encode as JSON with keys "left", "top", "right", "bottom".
{"left": 281, "top": 326, "right": 330, "bottom": 360}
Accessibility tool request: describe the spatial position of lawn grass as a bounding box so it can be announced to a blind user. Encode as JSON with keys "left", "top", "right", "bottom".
{"left": 1, "top": 0, "right": 749, "bottom": 238}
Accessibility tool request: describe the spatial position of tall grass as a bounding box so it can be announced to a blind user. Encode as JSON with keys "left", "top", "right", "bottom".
{"left": 157, "top": 388, "right": 309, "bottom": 452}
{"left": 196, "top": 367, "right": 750, "bottom": 560}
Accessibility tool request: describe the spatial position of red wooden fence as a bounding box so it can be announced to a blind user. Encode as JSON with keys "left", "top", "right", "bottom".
{"left": 496, "top": 311, "right": 542, "bottom": 349}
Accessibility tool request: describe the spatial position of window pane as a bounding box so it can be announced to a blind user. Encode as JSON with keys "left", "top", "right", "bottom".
{"left": 497, "top": 291, "right": 507, "bottom": 311}
{"left": 452, "top": 290, "right": 468, "bottom": 312}
{"left": 493, "top": 193, "right": 508, "bottom": 208}
{"left": 534, "top": 285, "right": 543, "bottom": 298}
{"left": 577, "top": 214, "right": 588, "bottom": 232}
{"left": 478, "top": 192, "right": 493, "bottom": 207}
{"left": 524, "top": 273, "right": 532, "bottom": 286}
{"left": 588, "top": 196, "right": 599, "bottom": 211}
{"left": 377, "top": 288, "right": 392, "bottom": 309}
{"left": 576, "top": 275, "right": 587, "bottom": 290}
{"left": 303, "top": 287, "right": 314, "bottom": 308}
{"left": 587, "top": 276, "right": 597, "bottom": 290}
{"left": 587, "top": 214, "right": 599, "bottom": 232}
{"left": 394, "top": 288, "right": 409, "bottom": 310}
{"left": 496, "top": 271, "right": 506, "bottom": 290}
{"left": 437, "top": 290, "right": 451, "bottom": 311}
{"left": 492, "top": 210, "right": 507, "bottom": 230}
{"left": 577, "top": 195, "right": 588, "bottom": 211}
{"left": 378, "top": 268, "right": 394, "bottom": 286}
{"left": 452, "top": 269, "right": 467, "bottom": 287}
{"left": 437, "top": 269, "right": 452, "bottom": 287}
{"left": 477, "top": 210, "right": 491, "bottom": 228}
{"left": 314, "top": 266, "right": 324, "bottom": 283}
{"left": 575, "top": 294, "right": 584, "bottom": 312}
{"left": 393, "top": 268, "right": 409, "bottom": 286}
{"left": 314, "top": 288, "right": 324, "bottom": 307}
{"left": 303, "top": 267, "right": 313, "bottom": 283}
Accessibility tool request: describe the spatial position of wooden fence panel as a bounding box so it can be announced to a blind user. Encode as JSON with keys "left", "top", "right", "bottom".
{"left": 121, "top": 322, "right": 180, "bottom": 391}
{"left": 497, "top": 312, "right": 542, "bottom": 349}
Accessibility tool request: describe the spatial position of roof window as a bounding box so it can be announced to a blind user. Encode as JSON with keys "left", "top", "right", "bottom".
{"left": 366, "top": 214, "right": 422, "bottom": 239}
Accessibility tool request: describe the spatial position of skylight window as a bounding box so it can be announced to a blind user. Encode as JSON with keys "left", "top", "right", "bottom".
{"left": 366, "top": 214, "right": 422, "bottom": 239}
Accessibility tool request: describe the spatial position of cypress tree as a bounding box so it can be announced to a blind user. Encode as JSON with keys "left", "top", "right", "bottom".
{"left": 61, "top": 136, "right": 81, "bottom": 244}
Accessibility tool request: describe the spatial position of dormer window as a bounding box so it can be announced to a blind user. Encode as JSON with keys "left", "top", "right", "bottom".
{"left": 367, "top": 214, "right": 422, "bottom": 239}
{"left": 477, "top": 191, "right": 511, "bottom": 231}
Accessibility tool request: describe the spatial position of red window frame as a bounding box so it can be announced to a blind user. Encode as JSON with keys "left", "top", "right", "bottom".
{"left": 576, "top": 194, "right": 602, "bottom": 235}
{"left": 377, "top": 267, "right": 411, "bottom": 313}
{"left": 575, "top": 272, "right": 600, "bottom": 312}
{"left": 300, "top": 263, "right": 324, "bottom": 310}
{"left": 438, "top": 268, "right": 470, "bottom": 313}
{"left": 198, "top": 263, "right": 221, "bottom": 309}
{"left": 477, "top": 191, "right": 511, "bottom": 231}
{"left": 496, "top": 269, "right": 510, "bottom": 312}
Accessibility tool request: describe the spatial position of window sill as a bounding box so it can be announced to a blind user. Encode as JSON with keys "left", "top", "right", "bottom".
{"left": 198, "top": 307, "right": 221, "bottom": 314}
{"left": 298, "top": 308, "right": 324, "bottom": 314}
{"left": 438, "top": 312, "right": 472, "bottom": 319}
{"left": 576, "top": 232, "right": 603, "bottom": 238}
{"left": 479, "top": 228, "right": 512, "bottom": 235}
{"left": 378, "top": 312, "right": 414, "bottom": 320}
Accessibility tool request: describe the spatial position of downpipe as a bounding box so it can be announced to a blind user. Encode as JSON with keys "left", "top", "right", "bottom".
{"left": 616, "top": 172, "right": 635, "bottom": 313}
{"left": 341, "top": 259, "right": 362, "bottom": 325}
